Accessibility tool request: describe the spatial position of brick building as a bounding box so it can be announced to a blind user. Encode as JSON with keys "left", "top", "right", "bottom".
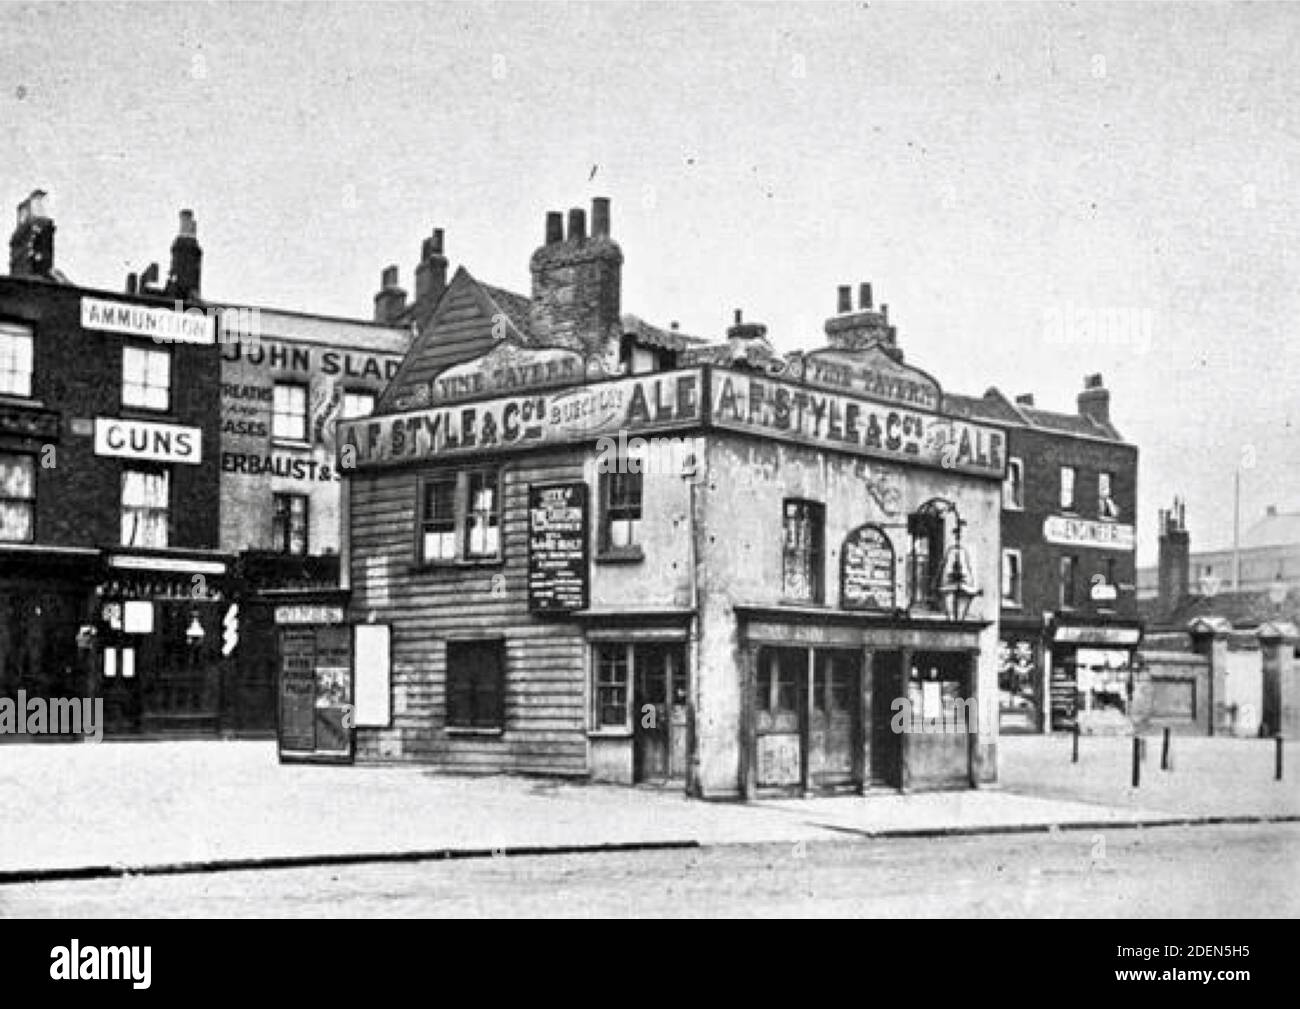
{"left": 947, "top": 377, "right": 1141, "bottom": 733}
{"left": 0, "top": 190, "right": 410, "bottom": 738}
{"left": 332, "top": 200, "right": 1009, "bottom": 796}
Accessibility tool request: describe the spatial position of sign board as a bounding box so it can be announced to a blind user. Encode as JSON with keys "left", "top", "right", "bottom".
{"left": 840, "top": 525, "right": 896, "bottom": 610}
{"left": 94, "top": 417, "right": 202, "bottom": 465}
{"left": 81, "top": 296, "right": 215, "bottom": 344}
{"left": 528, "top": 483, "right": 589, "bottom": 613}
{"left": 353, "top": 624, "right": 391, "bottom": 727}
{"left": 339, "top": 369, "right": 703, "bottom": 470}
{"left": 1043, "top": 516, "right": 1135, "bottom": 551}
{"left": 710, "top": 370, "right": 1005, "bottom": 479}
{"left": 799, "top": 345, "right": 942, "bottom": 411}
{"left": 274, "top": 604, "right": 346, "bottom": 626}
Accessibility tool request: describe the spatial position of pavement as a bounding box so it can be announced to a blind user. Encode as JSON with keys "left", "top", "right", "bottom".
{"left": 0, "top": 733, "right": 1296, "bottom": 881}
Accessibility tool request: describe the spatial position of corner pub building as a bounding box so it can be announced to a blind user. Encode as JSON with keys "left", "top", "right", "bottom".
{"left": 338, "top": 200, "right": 1008, "bottom": 797}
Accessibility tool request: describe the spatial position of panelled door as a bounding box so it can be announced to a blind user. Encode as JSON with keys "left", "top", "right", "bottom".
{"left": 633, "top": 643, "right": 687, "bottom": 783}
{"left": 809, "top": 649, "right": 861, "bottom": 788}
{"left": 870, "top": 650, "right": 904, "bottom": 788}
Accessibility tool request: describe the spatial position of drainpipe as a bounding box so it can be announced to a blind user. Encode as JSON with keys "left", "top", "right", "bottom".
{"left": 686, "top": 459, "right": 703, "bottom": 797}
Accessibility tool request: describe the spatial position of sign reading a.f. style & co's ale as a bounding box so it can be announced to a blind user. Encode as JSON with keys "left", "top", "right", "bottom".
{"left": 528, "top": 483, "right": 589, "bottom": 613}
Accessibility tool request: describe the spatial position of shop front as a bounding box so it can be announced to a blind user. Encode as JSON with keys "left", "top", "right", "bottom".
{"left": 1047, "top": 616, "right": 1143, "bottom": 732}
{"left": 736, "top": 608, "right": 991, "bottom": 796}
{"left": 93, "top": 550, "right": 231, "bottom": 737}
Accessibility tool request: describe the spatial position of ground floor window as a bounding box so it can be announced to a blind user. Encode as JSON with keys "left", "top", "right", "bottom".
{"left": 906, "top": 651, "right": 974, "bottom": 731}
{"left": 592, "top": 642, "right": 686, "bottom": 730}
{"left": 446, "top": 638, "right": 505, "bottom": 730}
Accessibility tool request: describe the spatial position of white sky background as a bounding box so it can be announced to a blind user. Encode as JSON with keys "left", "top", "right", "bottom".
{"left": 2, "top": 1, "right": 1297, "bottom": 564}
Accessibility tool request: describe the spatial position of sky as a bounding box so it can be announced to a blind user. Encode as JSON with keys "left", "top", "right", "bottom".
{"left": 2, "top": 1, "right": 1297, "bottom": 563}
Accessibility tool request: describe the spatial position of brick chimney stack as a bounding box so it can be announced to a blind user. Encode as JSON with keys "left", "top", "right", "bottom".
{"left": 373, "top": 265, "right": 408, "bottom": 324}
{"left": 414, "top": 228, "right": 448, "bottom": 305}
{"left": 823, "top": 281, "right": 898, "bottom": 357}
{"left": 1157, "top": 497, "right": 1191, "bottom": 620}
{"left": 1078, "top": 373, "right": 1111, "bottom": 427}
{"left": 166, "top": 209, "right": 202, "bottom": 300}
{"left": 9, "top": 189, "right": 55, "bottom": 278}
{"left": 529, "top": 197, "right": 623, "bottom": 357}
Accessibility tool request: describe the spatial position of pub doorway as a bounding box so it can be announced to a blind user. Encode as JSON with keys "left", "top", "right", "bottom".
{"left": 809, "top": 649, "right": 861, "bottom": 790}
{"left": 869, "top": 650, "right": 904, "bottom": 788}
{"left": 632, "top": 643, "right": 688, "bottom": 784}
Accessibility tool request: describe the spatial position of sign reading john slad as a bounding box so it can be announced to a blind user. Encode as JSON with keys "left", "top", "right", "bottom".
{"left": 528, "top": 483, "right": 588, "bottom": 613}
{"left": 840, "top": 525, "right": 896, "bottom": 610}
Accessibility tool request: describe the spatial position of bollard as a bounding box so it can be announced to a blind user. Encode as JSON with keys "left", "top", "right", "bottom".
{"left": 1278, "top": 735, "right": 1284, "bottom": 781}
{"left": 1072, "top": 722, "right": 1080, "bottom": 763}
{"left": 1132, "top": 735, "right": 1141, "bottom": 788}
{"left": 1161, "top": 726, "right": 1171, "bottom": 771}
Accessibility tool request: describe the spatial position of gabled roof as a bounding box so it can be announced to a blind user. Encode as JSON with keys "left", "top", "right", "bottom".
{"left": 1137, "top": 585, "right": 1300, "bottom": 631}
{"left": 946, "top": 386, "right": 1128, "bottom": 443}
{"left": 1242, "top": 510, "right": 1300, "bottom": 549}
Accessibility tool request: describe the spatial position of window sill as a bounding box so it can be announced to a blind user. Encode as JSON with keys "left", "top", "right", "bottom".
{"left": 410, "top": 556, "right": 504, "bottom": 573}
{"left": 0, "top": 395, "right": 45, "bottom": 410}
{"left": 445, "top": 726, "right": 504, "bottom": 737}
{"left": 595, "top": 548, "right": 644, "bottom": 564}
{"left": 119, "top": 406, "right": 174, "bottom": 419}
{"left": 588, "top": 727, "right": 633, "bottom": 739}
{"left": 272, "top": 438, "right": 313, "bottom": 452}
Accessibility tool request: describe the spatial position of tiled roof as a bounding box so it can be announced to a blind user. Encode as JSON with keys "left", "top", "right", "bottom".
{"left": 1242, "top": 512, "right": 1300, "bottom": 549}
{"left": 478, "top": 281, "right": 535, "bottom": 344}
{"left": 620, "top": 313, "right": 708, "bottom": 352}
{"left": 1137, "top": 585, "right": 1300, "bottom": 631}
{"left": 946, "top": 387, "right": 1127, "bottom": 442}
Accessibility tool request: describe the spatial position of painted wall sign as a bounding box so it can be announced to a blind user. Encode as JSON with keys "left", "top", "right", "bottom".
{"left": 221, "top": 339, "right": 401, "bottom": 381}
{"left": 710, "top": 369, "right": 1005, "bottom": 479}
{"left": 274, "top": 604, "right": 345, "bottom": 625}
{"left": 528, "top": 483, "right": 589, "bottom": 613}
{"left": 339, "top": 369, "right": 703, "bottom": 469}
{"left": 840, "top": 524, "right": 896, "bottom": 610}
{"left": 799, "top": 346, "right": 942, "bottom": 411}
{"left": 94, "top": 417, "right": 202, "bottom": 464}
{"left": 426, "top": 342, "right": 585, "bottom": 405}
{"left": 81, "top": 296, "right": 215, "bottom": 344}
{"left": 1043, "top": 515, "right": 1135, "bottom": 551}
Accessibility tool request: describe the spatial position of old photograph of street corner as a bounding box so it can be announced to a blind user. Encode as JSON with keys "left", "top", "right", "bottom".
{"left": 0, "top": 0, "right": 1297, "bottom": 941}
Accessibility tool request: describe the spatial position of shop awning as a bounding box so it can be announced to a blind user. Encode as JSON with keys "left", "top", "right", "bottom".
{"left": 1053, "top": 625, "right": 1142, "bottom": 646}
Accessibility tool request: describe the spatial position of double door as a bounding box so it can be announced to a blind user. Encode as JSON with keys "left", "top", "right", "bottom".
{"left": 754, "top": 647, "right": 863, "bottom": 791}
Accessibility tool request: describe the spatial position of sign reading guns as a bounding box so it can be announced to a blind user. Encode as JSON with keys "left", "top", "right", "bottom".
{"left": 94, "top": 418, "right": 202, "bottom": 464}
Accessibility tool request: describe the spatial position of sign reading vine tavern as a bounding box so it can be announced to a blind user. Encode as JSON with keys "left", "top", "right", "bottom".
{"left": 528, "top": 483, "right": 589, "bottom": 613}
{"left": 840, "top": 525, "right": 896, "bottom": 610}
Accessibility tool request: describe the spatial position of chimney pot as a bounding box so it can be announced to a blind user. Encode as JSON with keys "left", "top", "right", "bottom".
{"left": 734, "top": 309, "right": 743, "bottom": 325}
{"left": 591, "top": 197, "right": 611, "bottom": 237}
{"left": 859, "top": 283, "right": 873, "bottom": 310}
{"left": 382, "top": 265, "right": 400, "bottom": 289}
{"left": 1015, "top": 393, "right": 1035, "bottom": 406}
{"left": 567, "top": 208, "right": 586, "bottom": 242}
{"left": 178, "top": 209, "right": 197, "bottom": 237}
{"left": 670, "top": 321, "right": 679, "bottom": 331}
{"left": 837, "top": 286, "right": 852, "bottom": 313}
{"left": 126, "top": 272, "right": 139, "bottom": 295}
{"left": 545, "top": 212, "right": 563, "bottom": 245}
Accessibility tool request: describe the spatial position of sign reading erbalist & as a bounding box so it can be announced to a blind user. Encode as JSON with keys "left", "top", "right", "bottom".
{"left": 528, "top": 483, "right": 589, "bottom": 613}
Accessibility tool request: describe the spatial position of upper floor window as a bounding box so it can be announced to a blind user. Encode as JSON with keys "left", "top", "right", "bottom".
{"left": 1002, "top": 549, "right": 1023, "bottom": 607}
{"left": 1059, "top": 554, "right": 1078, "bottom": 609}
{"left": 1059, "top": 465, "right": 1076, "bottom": 511}
{"left": 122, "top": 346, "right": 170, "bottom": 411}
{"left": 419, "top": 468, "right": 502, "bottom": 564}
{"left": 420, "top": 475, "right": 458, "bottom": 563}
{"left": 782, "top": 499, "right": 824, "bottom": 603}
{"left": 599, "top": 466, "right": 643, "bottom": 555}
{"left": 1098, "top": 471, "right": 1119, "bottom": 519}
{"left": 272, "top": 383, "right": 309, "bottom": 442}
{"left": 272, "top": 493, "right": 309, "bottom": 555}
{"left": 465, "top": 470, "right": 501, "bottom": 559}
{"left": 1003, "top": 457, "right": 1024, "bottom": 511}
{"left": 121, "top": 468, "right": 169, "bottom": 548}
{"left": 907, "top": 506, "right": 946, "bottom": 611}
{"left": 0, "top": 453, "right": 35, "bottom": 542}
{"left": 341, "top": 390, "right": 376, "bottom": 420}
{"left": 0, "top": 322, "right": 34, "bottom": 398}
